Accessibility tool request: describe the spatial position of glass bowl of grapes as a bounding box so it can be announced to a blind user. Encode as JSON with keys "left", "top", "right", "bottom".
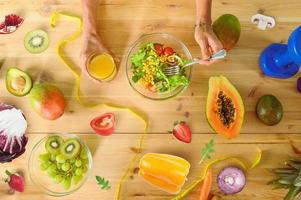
{"left": 28, "top": 133, "right": 93, "bottom": 196}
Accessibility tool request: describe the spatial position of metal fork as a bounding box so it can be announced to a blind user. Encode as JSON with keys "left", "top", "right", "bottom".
{"left": 162, "top": 49, "right": 227, "bottom": 76}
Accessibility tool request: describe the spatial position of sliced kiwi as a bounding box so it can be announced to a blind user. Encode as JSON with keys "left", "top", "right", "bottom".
{"left": 6, "top": 67, "right": 33, "bottom": 96}
{"left": 24, "top": 29, "right": 49, "bottom": 54}
{"left": 45, "top": 135, "right": 64, "bottom": 155}
{"left": 60, "top": 138, "right": 81, "bottom": 159}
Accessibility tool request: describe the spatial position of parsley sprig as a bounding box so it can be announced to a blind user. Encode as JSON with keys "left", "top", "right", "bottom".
{"left": 96, "top": 176, "right": 111, "bottom": 190}
{"left": 199, "top": 139, "right": 215, "bottom": 164}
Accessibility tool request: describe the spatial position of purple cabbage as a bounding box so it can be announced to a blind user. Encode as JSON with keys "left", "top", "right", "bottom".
{"left": 0, "top": 103, "right": 28, "bottom": 163}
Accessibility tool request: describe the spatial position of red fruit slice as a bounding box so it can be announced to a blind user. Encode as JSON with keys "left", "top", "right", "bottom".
{"left": 146, "top": 83, "right": 156, "bottom": 92}
{"left": 163, "top": 47, "right": 174, "bottom": 56}
{"left": 0, "top": 14, "right": 24, "bottom": 34}
{"left": 90, "top": 113, "right": 116, "bottom": 136}
{"left": 0, "top": 23, "right": 5, "bottom": 30}
{"left": 154, "top": 43, "right": 163, "bottom": 56}
{"left": 172, "top": 121, "right": 192, "bottom": 143}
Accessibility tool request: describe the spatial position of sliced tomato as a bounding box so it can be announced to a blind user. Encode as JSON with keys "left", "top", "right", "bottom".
{"left": 163, "top": 47, "right": 174, "bottom": 56}
{"left": 90, "top": 113, "right": 116, "bottom": 136}
{"left": 172, "top": 121, "right": 192, "bottom": 143}
{"left": 146, "top": 83, "right": 156, "bottom": 92}
{"left": 154, "top": 43, "right": 163, "bottom": 56}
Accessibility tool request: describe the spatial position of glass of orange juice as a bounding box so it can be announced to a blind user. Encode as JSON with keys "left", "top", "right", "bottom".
{"left": 86, "top": 53, "right": 117, "bottom": 82}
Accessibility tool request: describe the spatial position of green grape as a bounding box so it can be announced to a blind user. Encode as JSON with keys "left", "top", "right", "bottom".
{"left": 38, "top": 153, "right": 51, "bottom": 162}
{"left": 47, "top": 164, "right": 57, "bottom": 173}
{"left": 75, "top": 168, "right": 83, "bottom": 176}
{"left": 50, "top": 154, "right": 57, "bottom": 162}
{"left": 62, "top": 163, "right": 71, "bottom": 172}
{"left": 44, "top": 160, "right": 52, "bottom": 166}
{"left": 57, "top": 163, "right": 63, "bottom": 170}
{"left": 80, "top": 149, "right": 87, "bottom": 159}
{"left": 69, "top": 158, "right": 76, "bottom": 164}
{"left": 72, "top": 175, "right": 83, "bottom": 185}
{"left": 47, "top": 164, "right": 57, "bottom": 176}
{"left": 47, "top": 169, "right": 57, "bottom": 177}
{"left": 82, "top": 166, "right": 88, "bottom": 173}
{"left": 75, "top": 159, "right": 82, "bottom": 167}
{"left": 56, "top": 154, "right": 66, "bottom": 164}
{"left": 54, "top": 174, "right": 64, "bottom": 184}
{"left": 62, "top": 178, "right": 71, "bottom": 190}
{"left": 40, "top": 162, "right": 50, "bottom": 171}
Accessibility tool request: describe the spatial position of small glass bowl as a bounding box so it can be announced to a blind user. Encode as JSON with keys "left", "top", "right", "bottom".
{"left": 126, "top": 33, "right": 193, "bottom": 100}
{"left": 28, "top": 133, "right": 93, "bottom": 197}
{"left": 86, "top": 52, "right": 117, "bottom": 82}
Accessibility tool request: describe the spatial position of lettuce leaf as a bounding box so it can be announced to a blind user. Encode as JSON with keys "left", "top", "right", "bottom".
{"left": 131, "top": 51, "right": 146, "bottom": 68}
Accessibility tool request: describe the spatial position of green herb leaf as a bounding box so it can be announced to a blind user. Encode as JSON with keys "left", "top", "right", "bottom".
{"left": 199, "top": 139, "right": 215, "bottom": 165}
{"left": 131, "top": 51, "right": 146, "bottom": 68}
{"left": 96, "top": 176, "right": 111, "bottom": 190}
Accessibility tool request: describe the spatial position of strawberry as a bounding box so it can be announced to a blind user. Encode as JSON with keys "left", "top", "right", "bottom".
{"left": 4, "top": 170, "right": 24, "bottom": 192}
{"left": 163, "top": 47, "right": 174, "bottom": 56}
{"left": 154, "top": 43, "right": 163, "bottom": 56}
{"left": 171, "top": 121, "right": 192, "bottom": 143}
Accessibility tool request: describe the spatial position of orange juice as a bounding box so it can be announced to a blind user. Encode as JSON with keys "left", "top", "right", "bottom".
{"left": 87, "top": 53, "right": 116, "bottom": 82}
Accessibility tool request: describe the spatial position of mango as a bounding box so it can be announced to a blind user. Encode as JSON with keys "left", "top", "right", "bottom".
{"left": 29, "top": 83, "right": 65, "bottom": 120}
{"left": 213, "top": 14, "right": 241, "bottom": 51}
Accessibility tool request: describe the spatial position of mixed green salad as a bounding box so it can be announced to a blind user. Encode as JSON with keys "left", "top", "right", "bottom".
{"left": 131, "top": 42, "right": 189, "bottom": 93}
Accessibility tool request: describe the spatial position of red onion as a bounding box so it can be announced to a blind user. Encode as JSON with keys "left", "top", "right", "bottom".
{"left": 217, "top": 166, "right": 246, "bottom": 195}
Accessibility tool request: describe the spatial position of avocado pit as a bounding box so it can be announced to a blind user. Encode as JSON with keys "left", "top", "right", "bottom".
{"left": 11, "top": 76, "right": 26, "bottom": 91}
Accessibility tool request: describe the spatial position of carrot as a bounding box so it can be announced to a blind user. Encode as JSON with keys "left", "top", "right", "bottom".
{"left": 199, "top": 169, "right": 213, "bottom": 200}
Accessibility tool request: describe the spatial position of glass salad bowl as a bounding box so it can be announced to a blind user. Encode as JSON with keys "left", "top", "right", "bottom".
{"left": 28, "top": 133, "right": 93, "bottom": 196}
{"left": 126, "top": 33, "right": 193, "bottom": 100}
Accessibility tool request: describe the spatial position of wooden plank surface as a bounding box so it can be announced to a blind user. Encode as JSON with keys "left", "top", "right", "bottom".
{"left": 1, "top": 0, "right": 301, "bottom": 199}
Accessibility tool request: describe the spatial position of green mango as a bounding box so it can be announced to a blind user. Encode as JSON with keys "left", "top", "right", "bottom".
{"left": 213, "top": 14, "right": 241, "bottom": 51}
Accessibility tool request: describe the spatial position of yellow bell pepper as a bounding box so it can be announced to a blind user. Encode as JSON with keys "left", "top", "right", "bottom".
{"left": 139, "top": 153, "right": 190, "bottom": 194}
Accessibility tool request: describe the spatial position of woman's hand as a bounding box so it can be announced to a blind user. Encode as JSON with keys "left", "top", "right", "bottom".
{"left": 80, "top": 33, "right": 111, "bottom": 72}
{"left": 194, "top": 22, "right": 223, "bottom": 65}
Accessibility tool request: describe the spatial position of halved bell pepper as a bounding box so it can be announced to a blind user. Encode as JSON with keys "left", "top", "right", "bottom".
{"left": 139, "top": 153, "right": 190, "bottom": 194}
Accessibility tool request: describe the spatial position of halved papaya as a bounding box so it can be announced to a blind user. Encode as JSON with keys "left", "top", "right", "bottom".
{"left": 206, "top": 76, "right": 244, "bottom": 139}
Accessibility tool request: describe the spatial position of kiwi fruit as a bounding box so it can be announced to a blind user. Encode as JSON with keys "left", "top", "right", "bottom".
{"left": 24, "top": 29, "right": 49, "bottom": 54}
{"left": 60, "top": 138, "right": 81, "bottom": 159}
{"left": 45, "top": 135, "right": 64, "bottom": 154}
{"left": 6, "top": 67, "right": 33, "bottom": 96}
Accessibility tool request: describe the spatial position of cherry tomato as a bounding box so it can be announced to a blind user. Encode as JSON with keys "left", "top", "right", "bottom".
{"left": 163, "top": 47, "right": 174, "bottom": 56}
{"left": 90, "top": 113, "right": 116, "bottom": 136}
{"left": 154, "top": 44, "right": 163, "bottom": 56}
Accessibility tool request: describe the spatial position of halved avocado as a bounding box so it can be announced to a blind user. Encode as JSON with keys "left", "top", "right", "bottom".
{"left": 6, "top": 67, "right": 33, "bottom": 96}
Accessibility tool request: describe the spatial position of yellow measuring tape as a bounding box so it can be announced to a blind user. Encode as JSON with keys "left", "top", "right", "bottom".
{"left": 172, "top": 148, "right": 262, "bottom": 200}
{"left": 50, "top": 12, "right": 147, "bottom": 200}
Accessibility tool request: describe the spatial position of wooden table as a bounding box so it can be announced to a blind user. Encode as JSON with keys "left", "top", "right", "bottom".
{"left": 1, "top": 0, "right": 301, "bottom": 199}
